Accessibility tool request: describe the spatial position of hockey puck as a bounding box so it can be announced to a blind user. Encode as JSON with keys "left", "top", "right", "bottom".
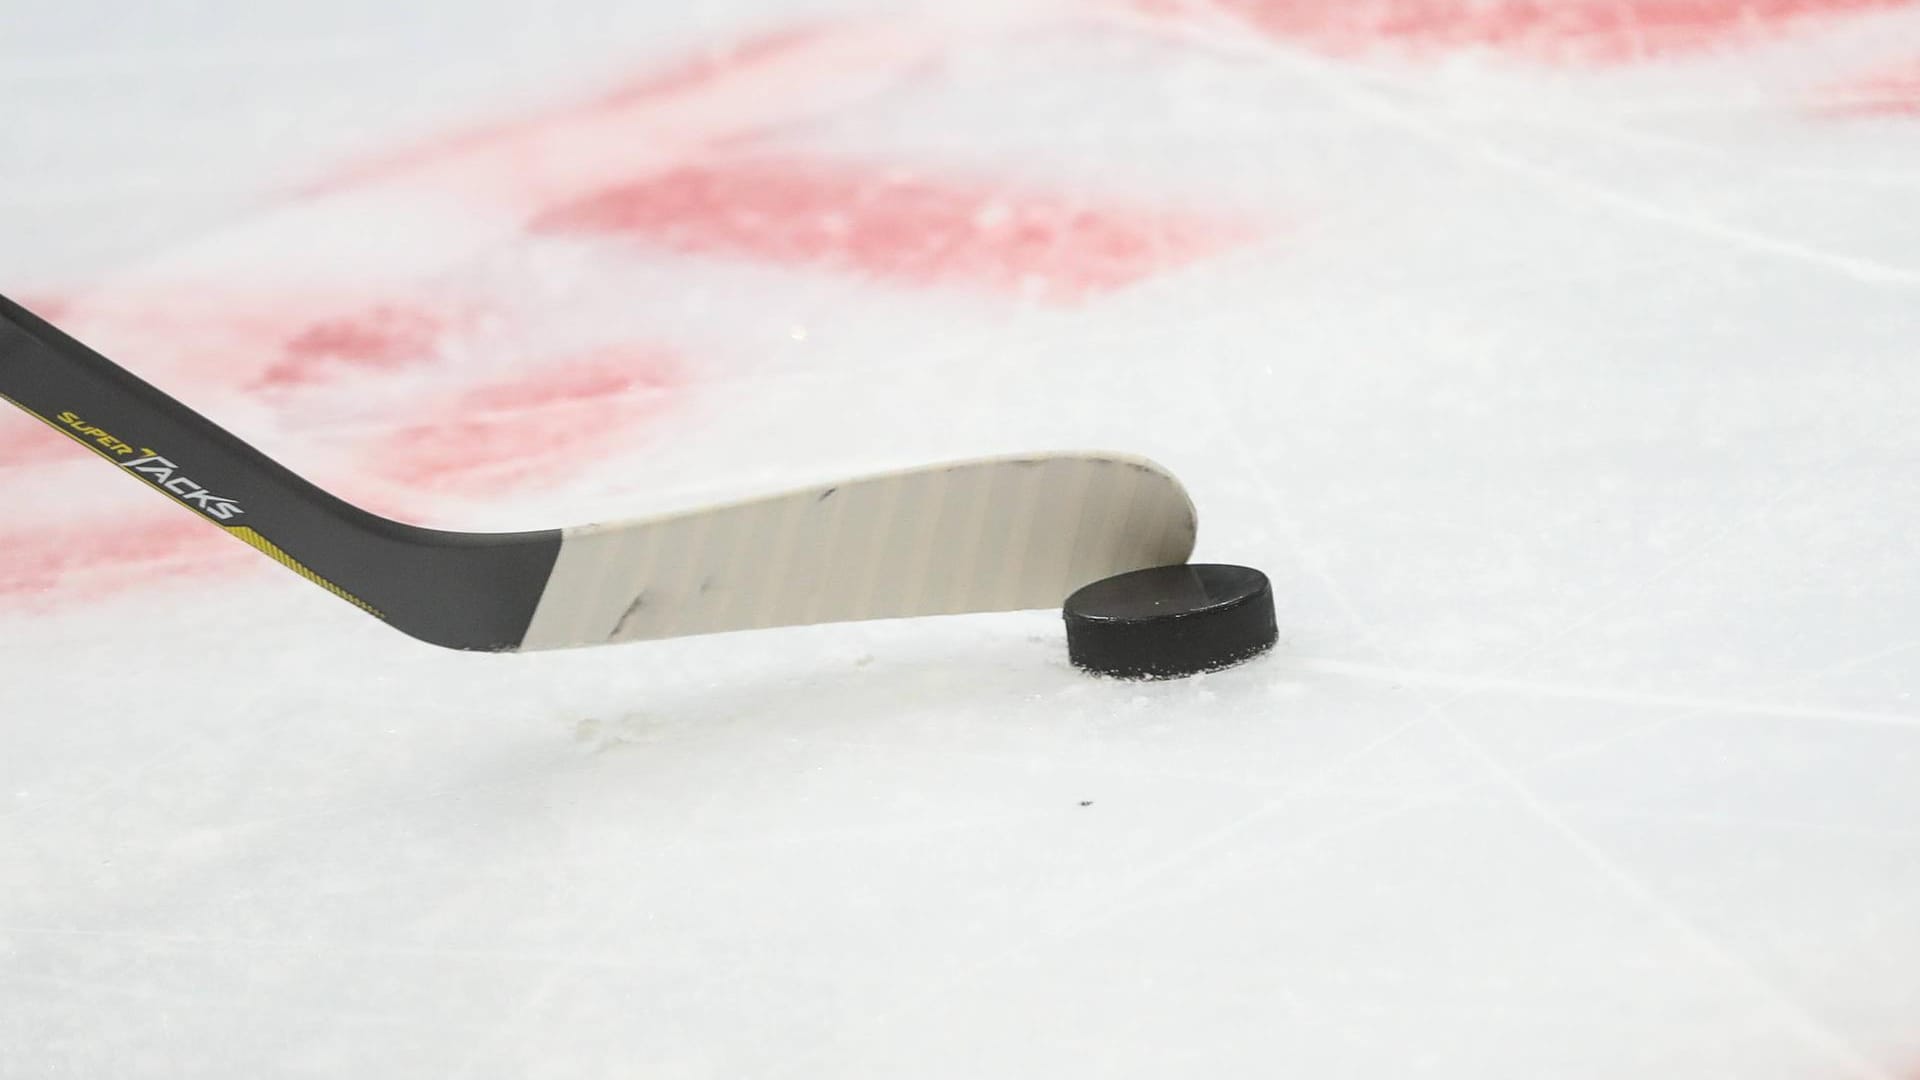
{"left": 1063, "top": 563, "right": 1276, "bottom": 679}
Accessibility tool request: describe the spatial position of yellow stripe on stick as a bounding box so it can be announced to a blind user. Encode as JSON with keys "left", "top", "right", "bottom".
{"left": 226, "top": 526, "right": 384, "bottom": 619}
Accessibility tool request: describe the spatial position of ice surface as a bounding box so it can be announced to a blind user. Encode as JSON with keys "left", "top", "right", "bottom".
{"left": 5, "top": 0, "right": 1920, "bottom": 1076}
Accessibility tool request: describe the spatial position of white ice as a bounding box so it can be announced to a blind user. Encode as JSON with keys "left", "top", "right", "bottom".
{"left": 4, "top": 1, "right": 1920, "bottom": 1076}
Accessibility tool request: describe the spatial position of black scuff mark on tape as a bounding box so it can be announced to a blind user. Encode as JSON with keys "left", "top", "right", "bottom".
{"left": 612, "top": 589, "right": 648, "bottom": 638}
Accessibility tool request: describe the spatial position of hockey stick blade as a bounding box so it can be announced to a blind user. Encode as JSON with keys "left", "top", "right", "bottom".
{"left": 0, "top": 293, "right": 1196, "bottom": 652}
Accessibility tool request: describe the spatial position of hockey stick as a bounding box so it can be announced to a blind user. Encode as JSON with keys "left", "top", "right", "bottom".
{"left": 0, "top": 294, "right": 1196, "bottom": 651}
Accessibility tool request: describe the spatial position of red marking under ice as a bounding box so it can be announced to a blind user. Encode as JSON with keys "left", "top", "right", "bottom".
{"left": 0, "top": 419, "right": 60, "bottom": 468}
{"left": 534, "top": 157, "right": 1240, "bottom": 301}
{"left": 0, "top": 515, "right": 256, "bottom": 605}
{"left": 258, "top": 303, "right": 451, "bottom": 388}
{"left": 16, "top": 294, "right": 70, "bottom": 323}
{"left": 368, "top": 345, "right": 680, "bottom": 494}
{"left": 0, "top": 292, "right": 461, "bottom": 467}
{"left": 308, "top": 24, "right": 828, "bottom": 197}
{"left": 1171, "top": 0, "right": 1918, "bottom": 63}
{"left": 0, "top": 414, "right": 134, "bottom": 469}
{"left": 595, "top": 25, "right": 827, "bottom": 111}
{"left": 20, "top": 289, "right": 460, "bottom": 395}
{"left": 1817, "top": 55, "right": 1920, "bottom": 115}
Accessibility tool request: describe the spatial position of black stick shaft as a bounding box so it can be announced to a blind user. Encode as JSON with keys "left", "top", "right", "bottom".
{"left": 0, "top": 294, "right": 560, "bottom": 651}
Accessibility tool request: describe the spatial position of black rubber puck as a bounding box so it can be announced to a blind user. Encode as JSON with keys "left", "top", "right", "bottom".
{"left": 1064, "top": 563, "right": 1277, "bottom": 679}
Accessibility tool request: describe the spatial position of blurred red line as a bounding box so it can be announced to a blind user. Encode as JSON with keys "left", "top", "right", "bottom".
{"left": 365, "top": 345, "right": 681, "bottom": 495}
{"left": 306, "top": 24, "right": 829, "bottom": 197}
{"left": 596, "top": 25, "right": 827, "bottom": 111}
{"left": 0, "top": 420, "right": 65, "bottom": 468}
{"left": 533, "top": 156, "right": 1243, "bottom": 301}
{"left": 1815, "top": 54, "right": 1920, "bottom": 115}
{"left": 258, "top": 302, "right": 453, "bottom": 388}
{"left": 0, "top": 515, "right": 255, "bottom": 605}
{"left": 1157, "top": 0, "right": 1917, "bottom": 63}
